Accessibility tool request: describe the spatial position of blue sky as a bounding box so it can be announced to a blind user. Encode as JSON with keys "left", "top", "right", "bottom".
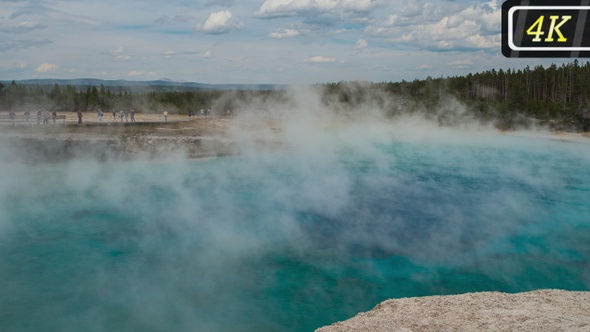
{"left": 0, "top": 0, "right": 575, "bottom": 84}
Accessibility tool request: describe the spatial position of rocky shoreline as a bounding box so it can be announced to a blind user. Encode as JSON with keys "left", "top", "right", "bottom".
{"left": 316, "top": 289, "right": 590, "bottom": 332}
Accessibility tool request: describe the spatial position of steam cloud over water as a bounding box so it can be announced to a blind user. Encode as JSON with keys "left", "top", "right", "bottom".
{"left": 1, "top": 88, "right": 589, "bottom": 331}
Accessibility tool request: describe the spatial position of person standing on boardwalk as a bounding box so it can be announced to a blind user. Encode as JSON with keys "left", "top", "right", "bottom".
{"left": 43, "top": 110, "right": 49, "bottom": 125}
{"left": 119, "top": 110, "right": 125, "bottom": 122}
{"left": 36, "top": 109, "right": 42, "bottom": 125}
{"left": 124, "top": 109, "right": 129, "bottom": 122}
{"left": 112, "top": 109, "right": 117, "bottom": 122}
{"left": 130, "top": 108, "right": 136, "bottom": 122}
{"left": 52, "top": 110, "right": 57, "bottom": 124}
{"left": 164, "top": 111, "right": 168, "bottom": 122}
{"left": 9, "top": 110, "right": 16, "bottom": 127}
{"left": 97, "top": 109, "right": 103, "bottom": 123}
{"left": 77, "top": 109, "right": 83, "bottom": 124}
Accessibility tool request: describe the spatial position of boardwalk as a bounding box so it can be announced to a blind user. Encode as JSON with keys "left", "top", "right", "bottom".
{"left": 0, "top": 112, "right": 210, "bottom": 126}
{"left": 0, "top": 114, "right": 67, "bottom": 126}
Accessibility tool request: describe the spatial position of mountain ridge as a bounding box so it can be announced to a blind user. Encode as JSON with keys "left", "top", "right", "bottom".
{"left": 0, "top": 78, "right": 284, "bottom": 91}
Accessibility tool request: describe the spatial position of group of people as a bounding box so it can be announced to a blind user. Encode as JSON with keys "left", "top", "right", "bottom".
{"left": 5, "top": 106, "right": 230, "bottom": 126}
{"left": 96, "top": 108, "right": 137, "bottom": 123}
{"left": 75, "top": 108, "right": 138, "bottom": 124}
{"left": 5, "top": 109, "right": 59, "bottom": 126}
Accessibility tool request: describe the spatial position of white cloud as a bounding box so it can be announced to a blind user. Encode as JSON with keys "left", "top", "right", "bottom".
{"left": 341, "top": 0, "right": 382, "bottom": 13}
{"left": 256, "top": 0, "right": 381, "bottom": 19}
{"left": 305, "top": 55, "right": 336, "bottom": 63}
{"left": 112, "top": 47, "right": 132, "bottom": 61}
{"left": 268, "top": 28, "right": 300, "bottom": 39}
{"left": 36, "top": 63, "right": 58, "bottom": 72}
{"left": 196, "top": 10, "right": 243, "bottom": 35}
{"left": 449, "top": 59, "right": 473, "bottom": 68}
{"left": 163, "top": 50, "right": 176, "bottom": 58}
{"left": 115, "top": 55, "right": 132, "bottom": 61}
{"left": 112, "top": 47, "right": 124, "bottom": 55}
{"left": 415, "top": 64, "right": 432, "bottom": 70}
{"left": 449, "top": 1, "right": 500, "bottom": 34}
{"left": 256, "top": 0, "right": 338, "bottom": 18}
{"left": 0, "top": 0, "right": 571, "bottom": 85}
{"left": 8, "top": 3, "right": 102, "bottom": 26}
{"left": 0, "top": 20, "right": 48, "bottom": 34}
{"left": 128, "top": 70, "right": 143, "bottom": 76}
{"left": 353, "top": 38, "right": 368, "bottom": 50}
{"left": 366, "top": 1, "right": 500, "bottom": 52}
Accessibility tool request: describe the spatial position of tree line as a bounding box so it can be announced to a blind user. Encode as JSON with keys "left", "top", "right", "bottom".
{"left": 322, "top": 60, "right": 590, "bottom": 131}
{"left": 1, "top": 60, "right": 590, "bottom": 130}
{"left": 0, "top": 81, "right": 228, "bottom": 115}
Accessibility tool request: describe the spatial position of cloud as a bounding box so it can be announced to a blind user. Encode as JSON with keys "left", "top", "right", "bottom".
{"left": 353, "top": 38, "right": 368, "bottom": 50}
{"left": 365, "top": 0, "right": 501, "bottom": 52}
{"left": 202, "top": 50, "right": 213, "bottom": 58}
{"left": 305, "top": 55, "right": 336, "bottom": 63}
{"left": 9, "top": 4, "right": 101, "bottom": 26}
{"left": 163, "top": 50, "right": 177, "bottom": 58}
{"left": 154, "top": 15, "right": 171, "bottom": 25}
{"left": 204, "top": 0, "right": 235, "bottom": 7}
{"left": 256, "top": 0, "right": 338, "bottom": 18}
{"left": 126, "top": 71, "right": 157, "bottom": 78}
{"left": 449, "top": 59, "right": 473, "bottom": 68}
{"left": 268, "top": 28, "right": 300, "bottom": 39}
{"left": 415, "top": 64, "right": 432, "bottom": 70}
{"left": 115, "top": 55, "right": 132, "bottom": 61}
{"left": 112, "top": 47, "right": 132, "bottom": 61}
{"left": 36, "top": 63, "right": 58, "bottom": 72}
{"left": 174, "top": 15, "right": 193, "bottom": 23}
{"left": 341, "top": 0, "right": 382, "bottom": 13}
{"left": 196, "top": 10, "right": 243, "bottom": 34}
{"left": 154, "top": 15, "right": 193, "bottom": 25}
{"left": 0, "top": 20, "right": 48, "bottom": 34}
{"left": 256, "top": 0, "right": 382, "bottom": 20}
{"left": 0, "top": 39, "right": 51, "bottom": 52}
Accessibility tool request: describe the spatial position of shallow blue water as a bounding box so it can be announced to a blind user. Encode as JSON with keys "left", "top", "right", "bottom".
{"left": 1, "top": 134, "right": 589, "bottom": 331}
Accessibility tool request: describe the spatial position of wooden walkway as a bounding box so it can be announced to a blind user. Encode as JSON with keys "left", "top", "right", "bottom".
{"left": 0, "top": 114, "right": 67, "bottom": 126}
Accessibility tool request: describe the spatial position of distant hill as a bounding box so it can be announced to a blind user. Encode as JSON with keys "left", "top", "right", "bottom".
{"left": 0, "top": 78, "right": 285, "bottom": 92}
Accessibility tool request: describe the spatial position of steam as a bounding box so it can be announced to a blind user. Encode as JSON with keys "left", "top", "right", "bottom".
{"left": 1, "top": 84, "right": 589, "bottom": 331}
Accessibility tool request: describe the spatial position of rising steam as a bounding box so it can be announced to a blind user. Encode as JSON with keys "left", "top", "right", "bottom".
{"left": 0, "top": 84, "right": 589, "bottom": 331}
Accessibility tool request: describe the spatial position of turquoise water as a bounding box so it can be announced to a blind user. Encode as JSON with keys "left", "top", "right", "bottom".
{"left": 1, "top": 133, "right": 589, "bottom": 331}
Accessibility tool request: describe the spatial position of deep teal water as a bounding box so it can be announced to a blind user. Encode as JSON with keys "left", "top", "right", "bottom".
{"left": 0, "top": 134, "right": 589, "bottom": 331}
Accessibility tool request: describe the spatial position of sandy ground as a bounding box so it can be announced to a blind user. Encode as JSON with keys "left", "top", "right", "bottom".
{"left": 68, "top": 111, "right": 193, "bottom": 124}
{"left": 316, "top": 290, "right": 590, "bottom": 332}
{"left": 0, "top": 113, "right": 236, "bottom": 160}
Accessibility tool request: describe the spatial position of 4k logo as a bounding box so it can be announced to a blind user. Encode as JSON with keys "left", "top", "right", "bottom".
{"left": 502, "top": 1, "right": 590, "bottom": 58}
{"left": 526, "top": 15, "right": 572, "bottom": 42}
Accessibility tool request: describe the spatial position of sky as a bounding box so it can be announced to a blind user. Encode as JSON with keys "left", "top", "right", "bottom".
{"left": 0, "top": 0, "right": 577, "bottom": 85}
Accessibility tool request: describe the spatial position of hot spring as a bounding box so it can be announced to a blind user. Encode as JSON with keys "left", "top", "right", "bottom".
{"left": 1, "top": 124, "right": 589, "bottom": 331}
